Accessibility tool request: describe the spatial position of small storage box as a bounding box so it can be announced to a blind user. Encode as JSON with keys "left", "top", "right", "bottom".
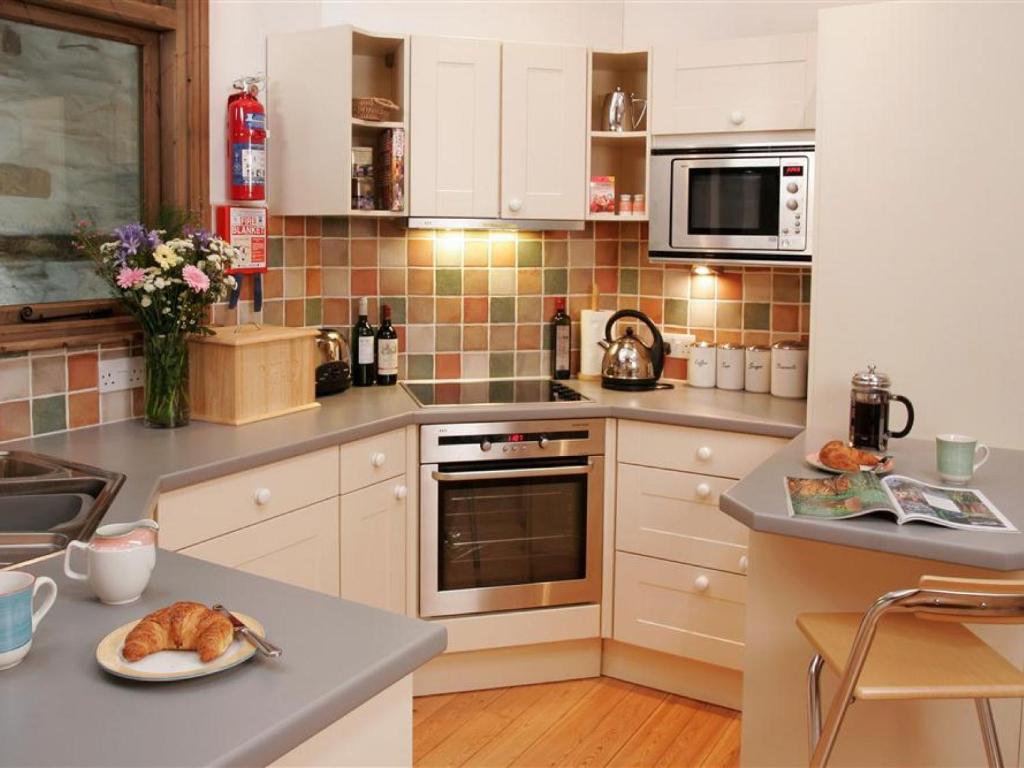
{"left": 188, "top": 325, "right": 320, "bottom": 426}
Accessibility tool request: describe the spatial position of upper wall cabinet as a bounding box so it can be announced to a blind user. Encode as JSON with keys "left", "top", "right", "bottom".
{"left": 410, "top": 36, "right": 501, "bottom": 218}
{"left": 501, "top": 43, "right": 587, "bottom": 220}
{"left": 652, "top": 32, "right": 816, "bottom": 135}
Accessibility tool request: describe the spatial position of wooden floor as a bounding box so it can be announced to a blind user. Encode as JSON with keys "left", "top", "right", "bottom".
{"left": 414, "top": 676, "right": 741, "bottom": 767}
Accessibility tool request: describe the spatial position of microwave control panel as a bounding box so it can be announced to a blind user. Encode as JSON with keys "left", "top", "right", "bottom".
{"left": 779, "top": 157, "right": 809, "bottom": 251}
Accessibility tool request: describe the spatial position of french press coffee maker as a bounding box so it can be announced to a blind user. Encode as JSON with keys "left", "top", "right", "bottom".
{"left": 849, "top": 365, "right": 915, "bottom": 451}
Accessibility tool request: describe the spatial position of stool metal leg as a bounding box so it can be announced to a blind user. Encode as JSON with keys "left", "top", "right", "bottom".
{"left": 807, "top": 654, "right": 825, "bottom": 759}
{"left": 975, "top": 698, "right": 1004, "bottom": 768}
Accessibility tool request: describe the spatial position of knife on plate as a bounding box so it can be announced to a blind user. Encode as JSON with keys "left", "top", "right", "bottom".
{"left": 213, "top": 604, "right": 282, "bottom": 658}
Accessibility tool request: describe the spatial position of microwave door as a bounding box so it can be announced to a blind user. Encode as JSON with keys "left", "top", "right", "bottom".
{"left": 670, "top": 157, "right": 782, "bottom": 251}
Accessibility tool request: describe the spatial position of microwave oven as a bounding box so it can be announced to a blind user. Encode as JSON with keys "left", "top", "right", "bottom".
{"left": 649, "top": 144, "right": 814, "bottom": 266}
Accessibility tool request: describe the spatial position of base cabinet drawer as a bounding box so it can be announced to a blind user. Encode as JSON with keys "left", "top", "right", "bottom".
{"left": 340, "top": 429, "right": 406, "bottom": 495}
{"left": 179, "top": 498, "right": 340, "bottom": 597}
{"left": 617, "top": 464, "right": 748, "bottom": 574}
{"left": 340, "top": 475, "right": 408, "bottom": 613}
{"left": 613, "top": 551, "right": 745, "bottom": 671}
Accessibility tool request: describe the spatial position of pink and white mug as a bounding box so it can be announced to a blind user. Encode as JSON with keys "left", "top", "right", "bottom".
{"left": 64, "top": 519, "right": 159, "bottom": 605}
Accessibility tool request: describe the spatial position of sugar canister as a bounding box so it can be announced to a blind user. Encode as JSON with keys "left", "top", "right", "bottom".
{"left": 744, "top": 345, "right": 771, "bottom": 393}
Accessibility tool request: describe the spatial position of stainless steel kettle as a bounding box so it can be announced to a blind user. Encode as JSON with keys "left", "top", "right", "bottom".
{"left": 598, "top": 309, "right": 669, "bottom": 391}
{"left": 314, "top": 327, "right": 351, "bottom": 397}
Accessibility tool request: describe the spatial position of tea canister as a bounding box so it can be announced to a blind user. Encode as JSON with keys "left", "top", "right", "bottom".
{"left": 770, "top": 340, "right": 809, "bottom": 398}
{"left": 744, "top": 345, "right": 772, "bottom": 393}
{"left": 716, "top": 343, "right": 745, "bottom": 390}
{"left": 688, "top": 341, "right": 717, "bottom": 388}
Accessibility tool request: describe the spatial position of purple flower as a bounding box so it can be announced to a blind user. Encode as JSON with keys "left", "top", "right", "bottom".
{"left": 112, "top": 223, "right": 147, "bottom": 264}
{"left": 146, "top": 229, "right": 162, "bottom": 248}
{"left": 184, "top": 225, "right": 213, "bottom": 249}
{"left": 182, "top": 264, "right": 210, "bottom": 293}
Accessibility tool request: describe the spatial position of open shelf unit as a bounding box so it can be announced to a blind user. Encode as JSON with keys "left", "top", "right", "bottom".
{"left": 586, "top": 50, "right": 651, "bottom": 222}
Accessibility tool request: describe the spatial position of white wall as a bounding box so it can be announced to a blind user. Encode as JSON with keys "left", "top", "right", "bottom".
{"left": 808, "top": 1, "right": 1024, "bottom": 449}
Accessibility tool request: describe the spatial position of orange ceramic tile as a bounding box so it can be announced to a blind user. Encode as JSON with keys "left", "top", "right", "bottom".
{"left": 68, "top": 390, "right": 99, "bottom": 429}
{"left": 268, "top": 215, "right": 284, "bottom": 236}
{"left": 378, "top": 217, "right": 407, "bottom": 238}
{"left": 262, "top": 269, "right": 283, "bottom": 299}
{"left": 510, "top": 268, "right": 535, "bottom": 295}
{"left": 305, "top": 268, "right": 321, "bottom": 296}
{"left": 619, "top": 241, "right": 639, "bottom": 266}
{"left": 379, "top": 268, "right": 406, "bottom": 295}
{"left": 463, "top": 269, "right": 489, "bottom": 295}
{"left": 408, "top": 297, "right": 434, "bottom": 324}
{"left": 261, "top": 300, "right": 284, "bottom": 326}
{"left": 435, "top": 354, "right": 461, "bottom": 379}
{"left": 349, "top": 218, "right": 377, "bottom": 238}
{"left": 463, "top": 325, "right": 488, "bottom": 350}
{"left": 595, "top": 221, "right": 619, "bottom": 239}
{"left": 322, "top": 298, "right": 348, "bottom": 325}
{"left": 567, "top": 296, "right": 589, "bottom": 320}
{"left": 408, "top": 238, "right": 434, "bottom": 267}
{"left": 543, "top": 241, "right": 568, "bottom": 267}
{"left": 639, "top": 269, "right": 664, "bottom": 296}
{"left": 595, "top": 240, "right": 618, "bottom": 266}
{"left": 569, "top": 268, "right": 593, "bottom": 294}
{"left": 239, "top": 277, "right": 254, "bottom": 301}
{"left": 350, "top": 239, "right": 378, "bottom": 267}
{"left": 639, "top": 222, "right": 649, "bottom": 239}
{"left": 716, "top": 330, "right": 743, "bottom": 345}
{"left": 284, "top": 216, "right": 304, "bottom": 236}
{"left": 304, "top": 216, "right": 322, "bottom": 237}
{"left": 305, "top": 238, "right": 321, "bottom": 266}
{"left": 0, "top": 400, "right": 30, "bottom": 441}
{"left": 489, "top": 325, "right": 514, "bottom": 351}
{"left": 543, "top": 230, "right": 569, "bottom": 240}
{"left": 694, "top": 328, "right": 715, "bottom": 344}
{"left": 436, "top": 297, "right": 462, "bottom": 324}
{"left": 620, "top": 221, "right": 640, "bottom": 240}
{"left": 408, "top": 269, "right": 434, "bottom": 296}
{"left": 617, "top": 295, "right": 639, "bottom": 311}
{"left": 351, "top": 269, "right": 378, "bottom": 296}
{"left": 542, "top": 296, "right": 562, "bottom": 320}
{"left": 595, "top": 268, "right": 618, "bottom": 294}
{"left": 516, "top": 324, "right": 541, "bottom": 349}
{"left": 772, "top": 304, "right": 800, "bottom": 332}
{"left": 285, "top": 299, "right": 304, "bottom": 326}
{"left": 463, "top": 297, "right": 489, "bottom": 323}
{"left": 664, "top": 268, "right": 689, "bottom": 299}
{"left": 691, "top": 274, "right": 716, "bottom": 299}
{"left": 663, "top": 357, "right": 687, "bottom": 381}
{"left": 67, "top": 353, "right": 98, "bottom": 392}
{"left": 639, "top": 296, "right": 664, "bottom": 324}
{"left": 743, "top": 331, "right": 771, "bottom": 347}
{"left": 491, "top": 241, "right": 515, "bottom": 267}
{"left": 464, "top": 241, "right": 488, "bottom": 267}
{"left": 718, "top": 272, "right": 743, "bottom": 300}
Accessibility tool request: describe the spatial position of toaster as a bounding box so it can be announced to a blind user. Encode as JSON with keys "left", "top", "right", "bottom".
{"left": 314, "top": 327, "right": 352, "bottom": 397}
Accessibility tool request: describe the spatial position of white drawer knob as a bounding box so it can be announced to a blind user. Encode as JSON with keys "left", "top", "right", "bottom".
{"left": 739, "top": 555, "right": 749, "bottom": 574}
{"left": 696, "top": 482, "right": 712, "bottom": 499}
{"left": 394, "top": 485, "right": 408, "bottom": 500}
{"left": 730, "top": 110, "right": 746, "bottom": 125}
{"left": 371, "top": 452, "right": 386, "bottom": 468}
{"left": 254, "top": 487, "right": 272, "bottom": 506}
{"left": 696, "top": 446, "right": 713, "bottom": 461}
{"left": 508, "top": 197, "right": 522, "bottom": 213}
{"left": 694, "top": 575, "right": 710, "bottom": 592}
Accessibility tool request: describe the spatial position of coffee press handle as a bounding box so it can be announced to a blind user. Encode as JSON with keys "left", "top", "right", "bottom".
{"left": 888, "top": 394, "right": 915, "bottom": 439}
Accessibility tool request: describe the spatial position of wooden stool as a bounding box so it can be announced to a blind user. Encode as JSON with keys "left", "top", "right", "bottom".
{"left": 797, "top": 576, "right": 1024, "bottom": 767}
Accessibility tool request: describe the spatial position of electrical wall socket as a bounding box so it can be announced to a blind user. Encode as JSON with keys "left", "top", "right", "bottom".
{"left": 99, "top": 356, "right": 145, "bottom": 393}
{"left": 663, "top": 333, "right": 697, "bottom": 359}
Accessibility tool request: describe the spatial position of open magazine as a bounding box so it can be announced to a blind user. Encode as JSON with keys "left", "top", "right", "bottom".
{"left": 785, "top": 473, "right": 1016, "bottom": 532}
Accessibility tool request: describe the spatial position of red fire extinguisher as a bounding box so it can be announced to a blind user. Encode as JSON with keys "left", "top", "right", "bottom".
{"left": 226, "top": 76, "right": 266, "bottom": 201}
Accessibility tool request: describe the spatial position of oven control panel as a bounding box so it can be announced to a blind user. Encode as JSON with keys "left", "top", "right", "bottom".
{"left": 420, "top": 419, "right": 605, "bottom": 463}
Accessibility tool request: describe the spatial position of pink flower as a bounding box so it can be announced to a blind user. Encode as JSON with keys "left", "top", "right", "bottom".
{"left": 182, "top": 264, "right": 210, "bottom": 293}
{"left": 115, "top": 266, "right": 146, "bottom": 289}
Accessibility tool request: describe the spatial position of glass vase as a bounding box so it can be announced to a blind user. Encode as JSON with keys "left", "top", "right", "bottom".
{"left": 143, "top": 332, "right": 190, "bottom": 428}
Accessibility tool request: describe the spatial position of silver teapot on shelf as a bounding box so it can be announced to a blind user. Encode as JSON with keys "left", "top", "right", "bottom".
{"left": 602, "top": 87, "right": 648, "bottom": 132}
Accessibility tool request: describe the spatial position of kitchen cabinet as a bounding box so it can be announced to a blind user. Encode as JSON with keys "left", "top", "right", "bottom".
{"left": 501, "top": 42, "right": 587, "bottom": 220}
{"left": 340, "top": 428, "right": 407, "bottom": 495}
{"left": 410, "top": 35, "right": 500, "bottom": 218}
{"left": 340, "top": 476, "right": 408, "bottom": 614}
{"left": 652, "top": 32, "right": 816, "bottom": 135}
{"left": 180, "top": 498, "right": 341, "bottom": 597}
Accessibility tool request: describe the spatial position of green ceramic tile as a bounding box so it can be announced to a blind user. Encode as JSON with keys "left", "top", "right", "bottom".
{"left": 267, "top": 238, "right": 284, "bottom": 268}
{"left": 665, "top": 298, "right": 688, "bottom": 326}
{"left": 407, "top": 355, "right": 434, "bottom": 380}
{"left": 32, "top": 395, "right": 66, "bottom": 435}
{"left": 436, "top": 325, "right": 461, "bottom": 352}
{"left": 717, "top": 301, "right": 742, "bottom": 330}
{"left": 436, "top": 269, "right": 462, "bottom": 296}
{"left": 620, "top": 269, "right": 638, "bottom": 295}
{"left": 380, "top": 297, "right": 406, "bottom": 324}
{"left": 517, "top": 240, "right": 542, "bottom": 267}
{"left": 542, "top": 328, "right": 553, "bottom": 351}
{"left": 490, "top": 297, "right": 515, "bottom": 323}
{"left": 543, "top": 269, "right": 568, "bottom": 295}
{"left": 489, "top": 352, "right": 514, "bottom": 378}
{"left": 322, "top": 216, "right": 349, "bottom": 237}
{"left": 743, "top": 302, "right": 770, "bottom": 330}
{"left": 304, "top": 298, "right": 322, "bottom": 326}
{"left": 802, "top": 273, "right": 812, "bottom": 302}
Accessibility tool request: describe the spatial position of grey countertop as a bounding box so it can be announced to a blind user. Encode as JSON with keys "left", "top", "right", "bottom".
{"left": 1, "top": 551, "right": 447, "bottom": 768}
{"left": 720, "top": 430, "right": 1024, "bottom": 570}
{"left": 3, "top": 379, "right": 805, "bottom": 526}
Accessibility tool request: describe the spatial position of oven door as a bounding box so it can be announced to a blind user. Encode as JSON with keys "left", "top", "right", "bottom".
{"left": 420, "top": 457, "right": 603, "bottom": 618}
{"left": 670, "top": 156, "right": 782, "bottom": 251}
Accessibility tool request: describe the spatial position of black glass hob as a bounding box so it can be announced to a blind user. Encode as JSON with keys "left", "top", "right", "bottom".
{"left": 402, "top": 379, "right": 588, "bottom": 407}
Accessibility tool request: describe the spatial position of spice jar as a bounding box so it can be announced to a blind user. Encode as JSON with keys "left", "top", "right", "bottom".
{"left": 618, "top": 194, "right": 632, "bottom": 215}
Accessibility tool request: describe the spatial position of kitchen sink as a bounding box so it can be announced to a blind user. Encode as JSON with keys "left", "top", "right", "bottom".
{"left": 0, "top": 452, "right": 124, "bottom": 568}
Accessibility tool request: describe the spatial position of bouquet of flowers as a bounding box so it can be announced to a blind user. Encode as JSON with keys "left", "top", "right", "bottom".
{"left": 76, "top": 217, "right": 240, "bottom": 428}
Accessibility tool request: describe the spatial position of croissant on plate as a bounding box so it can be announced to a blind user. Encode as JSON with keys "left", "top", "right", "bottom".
{"left": 122, "top": 601, "right": 233, "bottom": 663}
{"left": 819, "top": 440, "right": 881, "bottom": 472}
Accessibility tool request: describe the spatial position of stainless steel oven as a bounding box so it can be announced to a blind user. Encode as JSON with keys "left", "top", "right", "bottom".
{"left": 419, "top": 419, "right": 604, "bottom": 618}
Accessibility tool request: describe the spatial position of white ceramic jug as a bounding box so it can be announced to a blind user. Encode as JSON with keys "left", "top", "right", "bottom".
{"left": 64, "top": 519, "right": 159, "bottom": 605}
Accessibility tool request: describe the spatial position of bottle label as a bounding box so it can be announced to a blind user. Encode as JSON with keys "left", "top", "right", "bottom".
{"left": 232, "top": 142, "right": 265, "bottom": 187}
{"left": 243, "top": 111, "right": 266, "bottom": 131}
{"left": 358, "top": 336, "right": 374, "bottom": 365}
{"left": 377, "top": 339, "right": 398, "bottom": 375}
{"left": 555, "top": 326, "right": 570, "bottom": 370}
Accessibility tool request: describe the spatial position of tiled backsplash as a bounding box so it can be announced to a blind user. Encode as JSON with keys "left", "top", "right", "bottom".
{"left": 1, "top": 215, "right": 809, "bottom": 440}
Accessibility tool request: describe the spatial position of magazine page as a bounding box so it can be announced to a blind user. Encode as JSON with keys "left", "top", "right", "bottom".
{"left": 785, "top": 473, "right": 897, "bottom": 520}
{"left": 881, "top": 476, "right": 1017, "bottom": 532}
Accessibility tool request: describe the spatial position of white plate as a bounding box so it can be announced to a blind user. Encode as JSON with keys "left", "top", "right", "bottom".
{"left": 96, "top": 611, "right": 265, "bottom": 682}
{"left": 805, "top": 451, "right": 894, "bottom": 475}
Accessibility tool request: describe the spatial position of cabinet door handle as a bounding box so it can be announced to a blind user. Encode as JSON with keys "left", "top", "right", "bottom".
{"left": 696, "top": 446, "right": 713, "bottom": 461}
{"left": 508, "top": 197, "right": 522, "bottom": 213}
{"left": 739, "top": 555, "right": 749, "bottom": 574}
{"left": 254, "top": 487, "right": 272, "bottom": 506}
{"left": 696, "top": 482, "right": 712, "bottom": 499}
{"left": 730, "top": 110, "right": 746, "bottom": 125}
{"left": 394, "top": 485, "right": 408, "bottom": 500}
{"left": 694, "top": 575, "right": 710, "bottom": 592}
{"left": 371, "top": 452, "right": 386, "bottom": 468}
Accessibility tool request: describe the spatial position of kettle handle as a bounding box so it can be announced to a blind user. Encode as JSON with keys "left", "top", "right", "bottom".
{"left": 603, "top": 309, "right": 665, "bottom": 379}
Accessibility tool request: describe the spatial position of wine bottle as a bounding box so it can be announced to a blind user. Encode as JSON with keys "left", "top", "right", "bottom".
{"left": 352, "top": 296, "right": 376, "bottom": 387}
{"left": 375, "top": 303, "right": 398, "bottom": 386}
{"left": 551, "top": 297, "right": 571, "bottom": 380}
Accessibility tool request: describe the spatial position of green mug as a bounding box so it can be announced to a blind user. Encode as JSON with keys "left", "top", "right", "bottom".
{"left": 936, "top": 434, "right": 990, "bottom": 485}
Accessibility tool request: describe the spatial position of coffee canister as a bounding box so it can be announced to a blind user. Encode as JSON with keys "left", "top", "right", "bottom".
{"left": 688, "top": 341, "right": 717, "bottom": 388}
{"left": 716, "top": 343, "right": 745, "bottom": 390}
{"left": 744, "top": 345, "right": 771, "bottom": 393}
{"left": 771, "top": 340, "right": 809, "bottom": 398}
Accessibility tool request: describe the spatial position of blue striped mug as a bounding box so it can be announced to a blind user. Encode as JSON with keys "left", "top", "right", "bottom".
{"left": 0, "top": 571, "right": 57, "bottom": 671}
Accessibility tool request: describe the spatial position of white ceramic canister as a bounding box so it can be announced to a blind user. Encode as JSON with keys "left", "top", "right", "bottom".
{"left": 688, "top": 341, "right": 717, "bottom": 388}
{"left": 744, "top": 345, "right": 772, "bottom": 393}
{"left": 771, "top": 340, "right": 809, "bottom": 398}
{"left": 716, "top": 343, "right": 745, "bottom": 390}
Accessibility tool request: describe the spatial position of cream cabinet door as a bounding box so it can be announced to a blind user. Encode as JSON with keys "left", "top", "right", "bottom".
{"left": 179, "top": 498, "right": 340, "bottom": 597}
{"left": 500, "top": 42, "right": 586, "bottom": 220}
{"left": 653, "top": 33, "right": 816, "bottom": 135}
{"left": 410, "top": 35, "right": 500, "bottom": 218}
{"left": 340, "top": 476, "right": 407, "bottom": 614}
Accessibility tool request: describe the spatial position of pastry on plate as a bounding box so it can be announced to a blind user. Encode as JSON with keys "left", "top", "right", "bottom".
{"left": 123, "top": 602, "right": 233, "bottom": 663}
{"left": 819, "top": 440, "right": 880, "bottom": 472}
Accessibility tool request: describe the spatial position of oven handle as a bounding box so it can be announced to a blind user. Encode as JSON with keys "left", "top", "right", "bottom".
{"left": 431, "top": 461, "right": 593, "bottom": 482}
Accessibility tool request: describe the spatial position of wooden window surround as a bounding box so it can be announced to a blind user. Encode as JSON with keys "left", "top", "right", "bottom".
{"left": 0, "top": 0, "right": 209, "bottom": 353}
